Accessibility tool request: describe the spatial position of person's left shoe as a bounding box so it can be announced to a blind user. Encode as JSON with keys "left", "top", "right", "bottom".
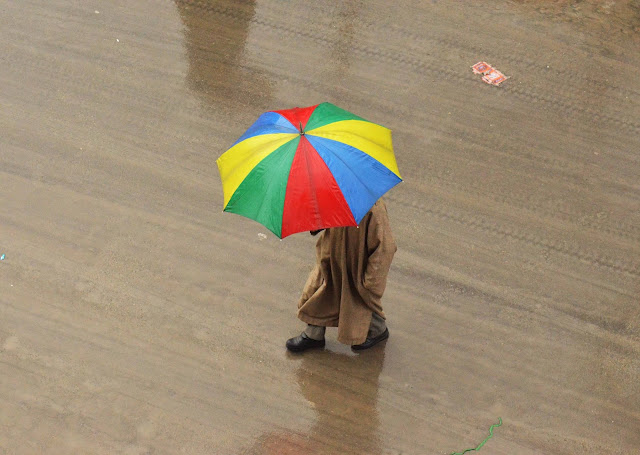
{"left": 351, "top": 328, "right": 389, "bottom": 351}
{"left": 286, "top": 333, "right": 325, "bottom": 353}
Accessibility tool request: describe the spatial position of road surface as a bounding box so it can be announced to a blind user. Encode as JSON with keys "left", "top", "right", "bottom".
{"left": 1, "top": 1, "right": 639, "bottom": 454}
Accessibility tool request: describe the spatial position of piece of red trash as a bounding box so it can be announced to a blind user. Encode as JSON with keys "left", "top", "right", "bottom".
{"left": 471, "top": 61, "right": 509, "bottom": 86}
{"left": 471, "top": 61, "right": 492, "bottom": 75}
{"left": 482, "top": 69, "right": 508, "bottom": 85}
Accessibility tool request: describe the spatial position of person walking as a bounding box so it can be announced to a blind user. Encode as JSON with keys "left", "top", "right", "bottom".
{"left": 286, "top": 199, "right": 397, "bottom": 352}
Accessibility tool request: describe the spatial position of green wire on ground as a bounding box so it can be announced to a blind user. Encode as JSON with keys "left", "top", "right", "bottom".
{"left": 450, "top": 417, "right": 502, "bottom": 455}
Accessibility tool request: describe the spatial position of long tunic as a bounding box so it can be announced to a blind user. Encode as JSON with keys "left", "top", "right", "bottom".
{"left": 297, "top": 199, "right": 397, "bottom": 345}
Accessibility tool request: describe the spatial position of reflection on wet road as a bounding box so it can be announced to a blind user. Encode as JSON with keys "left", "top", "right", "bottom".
{"left": 248, "top": 349, "right": 384, "bottom": 455}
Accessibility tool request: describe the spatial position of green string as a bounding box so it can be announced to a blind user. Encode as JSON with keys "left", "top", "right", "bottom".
{"left": 450, "top": 417, "right": 502, "bottom": 455}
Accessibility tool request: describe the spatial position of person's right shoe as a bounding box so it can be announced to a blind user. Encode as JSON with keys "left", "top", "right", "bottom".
{"left": 351, "top": 328, "right": 389, "bottom": 351}
{"left": 286, "top": 333, "right": 325, "bottom": 352}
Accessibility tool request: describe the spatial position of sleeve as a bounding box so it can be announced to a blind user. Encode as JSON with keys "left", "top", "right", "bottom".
{"left": 363, "top": 203, "right": 397, "bottom": 298}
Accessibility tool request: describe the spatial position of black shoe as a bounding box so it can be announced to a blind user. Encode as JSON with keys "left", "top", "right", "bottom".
{"left": 286, "top": 333, "right": 325, "bottom": 352}
{"left": 351, "top": 328, "right": 389, "bottom": 351}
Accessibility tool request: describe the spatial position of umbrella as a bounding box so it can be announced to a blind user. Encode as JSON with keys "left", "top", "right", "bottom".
{"left": 216, "top": 102, "right": 402, "bottom": 238}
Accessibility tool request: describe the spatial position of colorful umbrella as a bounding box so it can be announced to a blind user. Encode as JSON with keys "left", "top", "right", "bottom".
{"left": 217, "top": 102, "right": 402, "bottom": 238}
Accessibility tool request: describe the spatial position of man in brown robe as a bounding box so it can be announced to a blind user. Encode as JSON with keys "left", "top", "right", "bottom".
{"left": 286, "top": 199, "right": 397, "bottom": 352}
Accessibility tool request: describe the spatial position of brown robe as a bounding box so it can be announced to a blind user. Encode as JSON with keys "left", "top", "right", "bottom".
{"left": 297, "top": 199, "right": 397, "bottom": 345}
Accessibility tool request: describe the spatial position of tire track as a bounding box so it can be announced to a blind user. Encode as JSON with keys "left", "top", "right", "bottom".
{"left": 171, "top": 0, "right": 640, "bottom": 134}
{"left": 417, "top": 163, "right": 640, "bottom": 245}
{"left": 179, "top": 0, "right": 640, "bottom": 101}
{"left": 386, "top": 192, "right": 640, "bottom": 278}
{"left": 421, "top": 137, "right": 640, "bottom": 243}
{"left": 1, "top": 42, "right": 222, "bottom": 163}
{"left": 389, "top": 111, "right": 640, "bottom": 244}
{"left": 377, "top": 13, "right": 640, "bottom": 101}
{"left": 1, "top": 45, "right": 189, "bottom": 115}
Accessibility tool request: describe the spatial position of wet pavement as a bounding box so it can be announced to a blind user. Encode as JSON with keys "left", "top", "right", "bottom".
{"left": 1, "top": 1, "right": 639, "bottom": 454}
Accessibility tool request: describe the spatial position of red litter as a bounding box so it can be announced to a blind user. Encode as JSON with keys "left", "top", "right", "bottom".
{"left": 471, "top": 61, "right": 492, "bottom": 74}
{"left": 471, "top": 61, "right": 509, "bottom": 86}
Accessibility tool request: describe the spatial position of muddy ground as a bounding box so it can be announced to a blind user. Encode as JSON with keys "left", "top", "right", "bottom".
{"left": 1, "top": 1, "right": 639, "bottom": 454}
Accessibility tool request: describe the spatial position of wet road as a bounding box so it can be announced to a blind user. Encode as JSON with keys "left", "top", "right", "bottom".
{"left": 1, "top": 1, "right": 639, "bottom": 454}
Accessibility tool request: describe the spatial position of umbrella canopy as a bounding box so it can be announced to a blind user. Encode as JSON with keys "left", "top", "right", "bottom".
{"left": 217, "top": 102, "right": 402, "bottom": 238}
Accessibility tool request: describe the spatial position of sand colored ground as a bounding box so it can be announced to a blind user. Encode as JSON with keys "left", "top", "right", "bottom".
{"left": 1, "top": 1, "right": 639, "bottom": 454}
